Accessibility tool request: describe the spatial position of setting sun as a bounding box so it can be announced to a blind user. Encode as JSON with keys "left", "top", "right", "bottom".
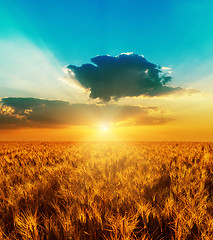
{"left": 101, "top": 125, "right": 108, "bottom": 131}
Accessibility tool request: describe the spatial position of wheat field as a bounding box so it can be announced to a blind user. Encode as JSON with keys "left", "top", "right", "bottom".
{"left": 0, "top": 141, "right": 212, "bottom": 239}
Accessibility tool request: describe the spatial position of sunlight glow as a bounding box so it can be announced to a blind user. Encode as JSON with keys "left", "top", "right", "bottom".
{"left": 101, "top": 125, "right": 108, "bottom": 131}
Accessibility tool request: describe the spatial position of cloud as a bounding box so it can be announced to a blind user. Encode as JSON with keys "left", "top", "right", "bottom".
{"left": 66, "top": 53, "right": 186, "bottom": 102}
{"left": 0, "top": 113, "right": 27, "bottom": 129}
{"left": 0, "top": 97, "right": 171, "bottom": 129}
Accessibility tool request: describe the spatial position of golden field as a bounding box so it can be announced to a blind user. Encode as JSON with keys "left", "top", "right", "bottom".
{"left": 0, "top": 142, "right": 212, "bottom": 240}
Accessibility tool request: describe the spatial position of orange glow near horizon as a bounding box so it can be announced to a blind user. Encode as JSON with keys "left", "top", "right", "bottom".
{"left": 1, "top": 120, "right": 213, "bottom": 142}
{"left": 0, "top": 93, "right": 213, "bottom": 142}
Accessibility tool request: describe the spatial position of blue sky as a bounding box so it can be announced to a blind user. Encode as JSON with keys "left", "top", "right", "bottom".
{"left": 1, "top": 0, "right": 213, "bottom": 98}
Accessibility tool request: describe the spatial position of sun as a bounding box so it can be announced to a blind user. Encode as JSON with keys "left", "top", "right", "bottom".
{"left": 101, "top": 125, "right": 108, "bottom": 131}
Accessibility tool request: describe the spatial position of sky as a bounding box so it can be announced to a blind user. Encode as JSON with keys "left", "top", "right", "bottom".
{"left": 0, "top": 0, "right": 213, "bottom": 141}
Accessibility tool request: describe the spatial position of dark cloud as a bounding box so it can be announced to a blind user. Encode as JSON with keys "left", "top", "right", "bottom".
{"left": 0, "top": 113, "right": 26, "bottom": 129}
{"left": 66, "top": 53, "right": 184, "bottom": 102}
{"left": 0, "top": 97, "right": 171, "bottom": 129}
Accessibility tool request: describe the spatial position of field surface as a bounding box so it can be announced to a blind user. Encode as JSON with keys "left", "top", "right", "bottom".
{"left": 0, "top": 142, "right": 212, "bottom": 240}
